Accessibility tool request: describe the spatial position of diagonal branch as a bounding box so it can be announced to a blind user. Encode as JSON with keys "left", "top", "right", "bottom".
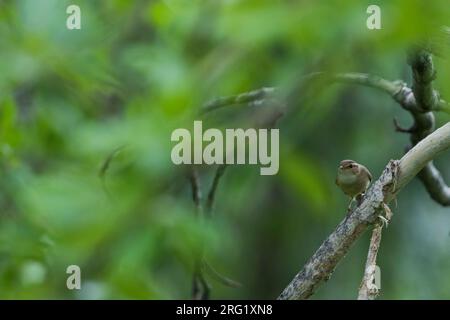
{"left": 278, "top": 122, "right": 450, "bottom": 300}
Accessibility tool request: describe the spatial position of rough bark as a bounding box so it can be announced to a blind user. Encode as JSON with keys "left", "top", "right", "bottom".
{"left": 358, "top": 223, "right": 383, "bottom": 300}
{"left": 278, "top": 123, "right": 450, "bottom": 300}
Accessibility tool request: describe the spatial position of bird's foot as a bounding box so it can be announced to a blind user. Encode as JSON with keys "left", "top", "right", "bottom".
{"left": 347, "top": 197, "right": 356, "bottom": 213}
{"left": 378, "top": 203, "right": 393, "bottom": 228}
{"left": 378, "top": 215, "right": 390, "bottom": 228}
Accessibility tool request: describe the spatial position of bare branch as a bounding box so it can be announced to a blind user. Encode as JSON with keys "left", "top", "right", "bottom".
{"left": 278, "top": 122, "right": 450, "bottom": 300}
{"left": 418, "top": 163, "right": 450, "bottom": 206}
{"left": 437, "top": 99, "right": 450, "bottom": 113}
{"left": 331, "top": 73, "right": 404, "bottom": 97}
{"left": 408, "top": 49, "right": 439, "bottom": 112}
{"left": 188, "top": 167, "right": 210, "bottom": 300}
{"left": 192, "top": 261, "right": 210, "bottom": 300}
{"left": 201, "top": 87, "right": 275, "bottom": 114}
{"left": 394, "top": 123, "right": 450, "bottom": 194}
{"left": 393, "top": 118, "right": 416, "bottom": 133}
{"left": 202, "top": 260, "right": 242, "bottom": 288}
{"left": 205, "top": 164, "right": 227, "bottom": 217}
{"left": 400, "top": 50, "right": 450, "bottom": 206}
{"left": 188, "top": 166, "right": 203, "bottom": 216}
{"left": 358, "top": 223, "right": 383, "bottom": 300}
{"left": 200, "top": 72, "right": 450, "bottom": 116}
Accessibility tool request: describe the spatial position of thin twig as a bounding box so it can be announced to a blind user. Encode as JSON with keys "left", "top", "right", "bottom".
{"left": 358, "top": 223, "right": 383, "bottom": 300}
{"left": 200, "top": 72, "right": 450, "bottom": 118}
{"left": 192, "top": 260, "right": 210, "bottom": 300}
{"left": 188, "top": 166, "right": 203, "bottom": 216}
{"left": 188, "top": 167, "right": 210, "bottom": 300}
{"left": 393, "top": 118, "right": 416, "bottom": 133}
{"left": 205, "top": 164, "right": 227, "bottom": 217}
{"left": 437, "top": 99, "right": 450, "bottom": 113}
{"left": 402, "top": 50, "right": 450, "bottom": 206}
{"left": 201, "top": 87, "right": 276, "bottom": 114}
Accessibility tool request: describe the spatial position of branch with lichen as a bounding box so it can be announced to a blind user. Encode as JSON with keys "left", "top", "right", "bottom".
{"left": 278, "top": 122, "right": 450, "bottom": 300}
{"left": 398, "top": 49, "right": 450, "bottom": 206}
{"left": 357, "top": 223, "right": 383, "bottom": 300}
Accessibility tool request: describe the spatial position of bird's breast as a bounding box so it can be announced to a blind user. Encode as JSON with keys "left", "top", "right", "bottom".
{"left": 337, "top": 172, "right": 357, "bottom": 184}
{"left": 337, "top": 171, "right": 368, "bottom": 197}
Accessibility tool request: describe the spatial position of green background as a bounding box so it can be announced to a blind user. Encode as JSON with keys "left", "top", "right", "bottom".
{"left": 0, "top": 0, "right": 449, "bottom": 299}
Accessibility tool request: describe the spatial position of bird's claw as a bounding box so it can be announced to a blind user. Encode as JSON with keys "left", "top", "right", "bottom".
{"left": 378, "top": 215, "right": 390, "bottom": 228}
{"left": 378, "top": 203, "right": 393, "bottom": 228}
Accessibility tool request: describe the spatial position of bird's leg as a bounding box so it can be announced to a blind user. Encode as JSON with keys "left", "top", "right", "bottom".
{"left": 343, "top": 197, "right": 355, "bottom": 222}
{"left": 356, "top": 193, "right": 364, "bottom": 206}
{"left": 346, "top": 194, "right": 364, "bottom": 219}
{"left": 347, "top": 197, "right": 355, "bottom": 213}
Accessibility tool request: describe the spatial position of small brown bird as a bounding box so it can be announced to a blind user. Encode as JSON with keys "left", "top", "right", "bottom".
{"left": 336, "top": 159, "right": 372, "bottom": 211}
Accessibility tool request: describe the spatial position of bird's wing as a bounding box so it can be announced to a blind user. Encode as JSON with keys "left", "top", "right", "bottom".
{"left": 361, "top": 165, "right": 372, "bottom": 182}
